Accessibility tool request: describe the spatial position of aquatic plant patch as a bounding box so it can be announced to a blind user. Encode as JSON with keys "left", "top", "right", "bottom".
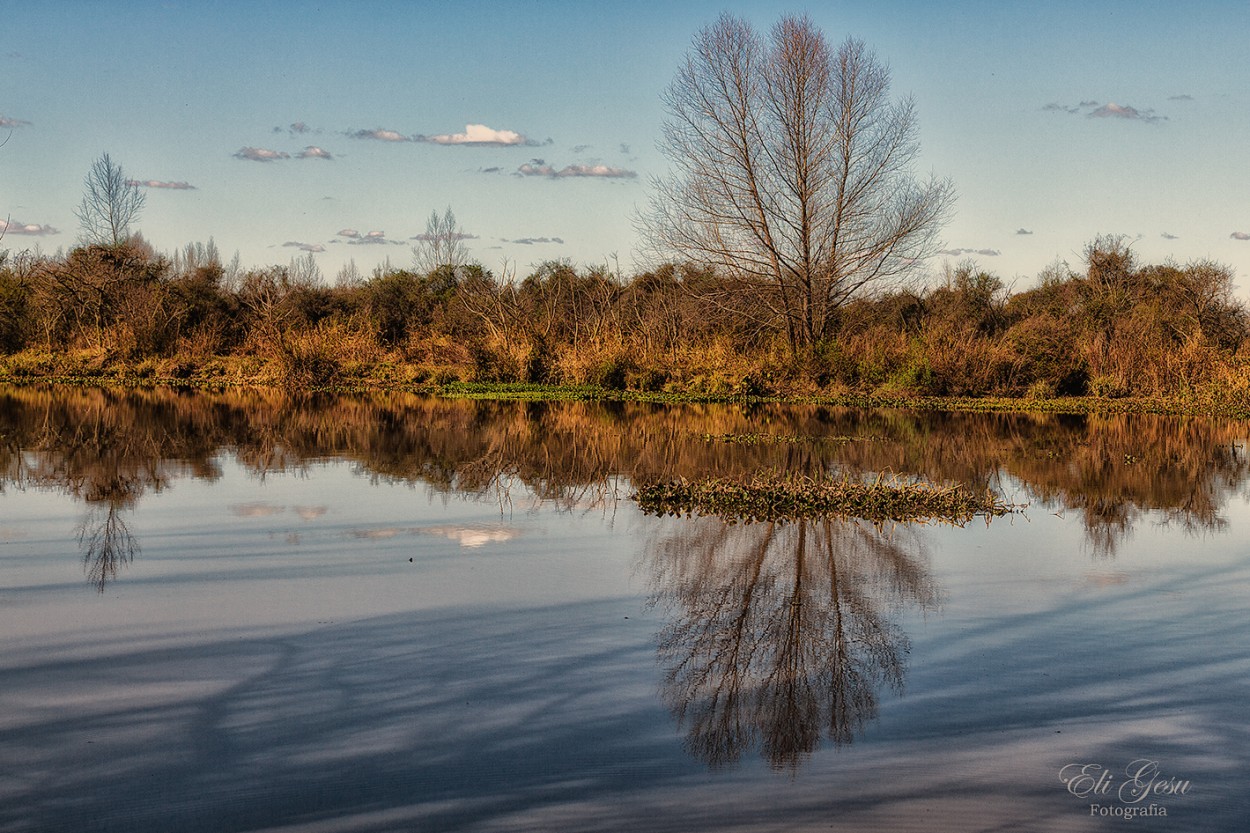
{"left": 633, "top": 473, "right": 1016, "bottom": 523}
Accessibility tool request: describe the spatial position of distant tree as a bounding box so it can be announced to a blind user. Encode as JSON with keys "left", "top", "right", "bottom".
{"left": 641, "top": 14, "right": 954, "bottom": 351}
{"left": 412, "top": 207, "right": 472, "bottom": 274}
{"left": 75, "top": 153, "right": 146, "bottom": 246}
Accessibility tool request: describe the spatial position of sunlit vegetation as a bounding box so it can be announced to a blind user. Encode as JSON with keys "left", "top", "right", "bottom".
{"left": 1, "top": 234, "right": 1248, "bottom": 415}
{"left": 633, "top": 474, "right": 1014, "bottom": 524}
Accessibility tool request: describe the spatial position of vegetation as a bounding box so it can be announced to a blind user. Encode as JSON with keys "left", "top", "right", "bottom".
{"left": 1, "top": 232, "right": 1248, "bottom": 416}
{"left": 633, "top": 473, "right": 1013, "bottom": 523}
{"left": 6, "top": 386, "right": 1244, "bottom": 561}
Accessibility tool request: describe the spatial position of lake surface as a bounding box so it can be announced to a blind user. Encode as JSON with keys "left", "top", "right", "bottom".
{"left": 1, "top": 386, "right": 1247, "bottom": 832}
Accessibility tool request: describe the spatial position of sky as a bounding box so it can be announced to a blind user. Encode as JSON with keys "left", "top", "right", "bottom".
{"left": 1, "top": 0, "right": 1248, "bottom": 291}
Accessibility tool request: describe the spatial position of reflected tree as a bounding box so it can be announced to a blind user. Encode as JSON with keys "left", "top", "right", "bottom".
{"left": 78, "top": 500, "right": 140, "bottom": 592}
{"left": 647, "top": 516, "right": 937, "bottom": 770}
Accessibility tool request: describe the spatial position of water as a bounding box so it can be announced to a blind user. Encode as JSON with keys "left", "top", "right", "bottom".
{"left": 1, "top": 386, "right": 1247, "bottom": 832}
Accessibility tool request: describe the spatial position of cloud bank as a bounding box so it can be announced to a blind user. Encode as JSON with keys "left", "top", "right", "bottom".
{"left": 234, "top": 146, "right": 290, "bottom": 162}
{"left": 350, "top": 128, "right": 410, "bottom": 142}
{"left": 0, "top": 219, "right": 59, "bottom": 236}
{"left": 937, "top": 247, "right": 1001, "bottom": 257}
{"left": 127, "top": 179, "right": 197, "bottom": 190}
{"left": 508, "top": 236, "right": 565, "bottom": 245}
{"left": 337, "top": 229, "right": 401, "bottom": 246}
{"left": 412, "top": 231, "right": 478, "bottom": 242}
{"left": 1044, "top": 100, "right": 1166, "bottom": 123}
{"left": 517, "top": 159, "right": 637, "bottom": 179}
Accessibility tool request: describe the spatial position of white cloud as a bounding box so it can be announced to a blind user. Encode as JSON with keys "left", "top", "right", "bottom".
{"left": 282, "top": 241, "right": 326, "bottom": 252}
{"left": 1161, "top": 232, "right": 1179, "bottom": 240}
{"left": 234, "top": 146, "right": 290, "bottom": 162}
{"left": 350, "top": 128, "right": 410, "bottom": 142}
{"left": 412, "top": 231, "right": 478, "bottom": 241}
{"left": 1015, "top": 228, "right": 1033, "bottom": 235}
{"left": 0, "top": 115, "right": 31, "bottom": 128}
{"left": 344, "top": 229, "right": 402, "bottom": 246}
{"left": 1089, "top": 102, "right": 1165, "bottom": 123}
{"left": 0, "top": 219, "right": 59, "bottom": 236}
{"left": 508, "top": 236, "right": 565, "bottom": 245}
{"left": 1044, "top": 100, "right": 1167, "bottom": 124}
{"left": 127, "top": 179, "right": 196, "bottom": 190}
{"left": 517, "top": 159, "right": 637, "bottom": 179}
{"left": 518, "top": 160, "right": 557, "bottom": 177}
{"left": 937, "top": 247, "right": 1001, "bottom": 257}
{"left": 1232, "top": 232, "right": 1250, "bottom": 241}
{"left": 556, "top": 163, "right": 637, "bottom": 179}
{"left": 418, "top": 123, "right": 530, "bottom": 145}
{"left": 296, "top": 146, "right": 333, "bottom": 160}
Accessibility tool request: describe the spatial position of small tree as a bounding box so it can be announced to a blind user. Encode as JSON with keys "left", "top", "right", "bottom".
{"left": 75, "top": 153, "right": 146, "bottom": 246}
{"left": 412, "top": 207, "right": 471, "bottom": 274}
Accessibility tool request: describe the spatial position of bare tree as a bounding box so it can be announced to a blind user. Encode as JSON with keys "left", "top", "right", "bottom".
{"left": 75, "top": 152, "right": 146, "bottom": 246}
{"left": 640, "top": 14, "right": 954, "bottom": 351}
{"left": 412, "top": 207, "right": 472, "bottom": 274}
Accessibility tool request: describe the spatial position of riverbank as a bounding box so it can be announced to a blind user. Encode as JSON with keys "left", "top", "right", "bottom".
{"left": 3, "top": 348, "right": 1249, "bottom": 419}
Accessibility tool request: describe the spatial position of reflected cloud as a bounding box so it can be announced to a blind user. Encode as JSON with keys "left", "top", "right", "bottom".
{"left": 1081, "top": 570, "right": 1132, "bottom": 588}
{"left": 230, "top": 503, "right": 286, "bottom": 518}
{"left": 351, "top": 527, "right": 405, "bottom": 539}
{"left": 422, "top": 525, "right": 519, "bottom": 549}
{"left": 294, "top": 505, "right": 328, "bottom": 520}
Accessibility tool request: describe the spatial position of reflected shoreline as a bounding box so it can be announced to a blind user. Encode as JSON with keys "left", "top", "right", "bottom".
{"left": 2, "top": 384, "right": 1247, "bottom": 591}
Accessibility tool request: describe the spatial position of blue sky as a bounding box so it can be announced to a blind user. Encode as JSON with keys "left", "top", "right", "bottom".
{"left": 2, "top": 0, "right": 1248, "bottom": 289}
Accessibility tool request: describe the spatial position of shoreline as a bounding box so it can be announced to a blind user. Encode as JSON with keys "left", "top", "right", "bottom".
{"left": 3, "top": 362, "right": 1247, "bottom": 420}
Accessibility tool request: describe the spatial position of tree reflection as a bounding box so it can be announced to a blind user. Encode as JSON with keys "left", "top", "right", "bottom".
{"left": 647, "top": 516, "right": 937, "bottom": 770}
{"left": 78, "top": 500, "right": 140, "bottom": 592}
{"left": 2, "top": 385, "right": 1248, "bottom": 581}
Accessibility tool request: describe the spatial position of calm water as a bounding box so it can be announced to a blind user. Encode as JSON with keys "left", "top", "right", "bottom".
{"left": 1, "top": 386, "right": 1247, "bottom": 832}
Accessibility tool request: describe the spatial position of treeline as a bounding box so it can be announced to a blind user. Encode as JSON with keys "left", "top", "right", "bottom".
{"left": 1, "top": 234, "right": 1247, "bottom": 403}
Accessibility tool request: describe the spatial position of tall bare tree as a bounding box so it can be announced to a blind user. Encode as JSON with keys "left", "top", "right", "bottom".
{"left": 412, "top": 206, "right": 472, "bottom": 274}
{"left": 641, "top": 14, "right": 954, "bottom": 351}
{"left": 75, "top": 152, "right": 146, "bottom": 246}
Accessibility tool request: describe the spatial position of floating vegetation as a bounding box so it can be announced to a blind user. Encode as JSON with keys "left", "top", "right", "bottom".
{"left": 697, "top": 431, "right": 883, "bottom": 446}
{"left": 633, "top": 473, "right": 1017, "bottom": 524}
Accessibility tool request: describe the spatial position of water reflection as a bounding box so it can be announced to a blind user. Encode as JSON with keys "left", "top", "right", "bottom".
{"left": 2, "top": 385, "right": 1248, "bottom": 588}
{"left": 647, "top": 516, "right": 936, "bottom": 770}
{"left": 78, "top": 501, "right": 140, "bottom": 592}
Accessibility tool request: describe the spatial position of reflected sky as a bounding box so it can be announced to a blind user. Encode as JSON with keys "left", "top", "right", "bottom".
{"left": 2, "top": 387, "right": 1249, "bottom": 830}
